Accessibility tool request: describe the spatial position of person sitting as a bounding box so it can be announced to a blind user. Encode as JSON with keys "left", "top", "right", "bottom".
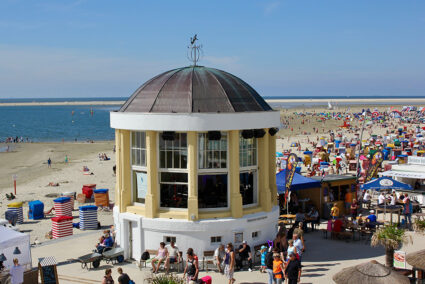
{"left": 350, "top": 199, "right": 359, "bottom": 217}
{"left": 96, "top": 232, "right": 113, "bottom": 253}
{"left": 363, "top": 190, "right": 372, "bottom": 208}
{"left": 152, "top": 242, "right": 168, "bottom": 273}
{"left": 236, "top": 240, "right": 253, "bottom": 271}
{"left": 332, "top": 218, "right": 343, "bottom": 233}
{"left": 366, "top": 210, "right": 377, "bottom": 229}
{"left": 294, "top": 209, "right": 306, "bottom": 229}
{"left": 213, "top": 244, "right": 226, "bottom": 273}
{"left": 378, "top": 192, "right": 386, "bottom": 206}
{"left": 165, "top": 241, "right": 180, "bottom": 273}
{"left": 306, "top": 207, "right": 320, "bottom": 231}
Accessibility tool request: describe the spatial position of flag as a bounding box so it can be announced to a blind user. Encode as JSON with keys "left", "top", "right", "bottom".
{"left": 365, "top": 151, "right": 384, "bottom": 182}
{"left": 284, "top": 153, "right": 298, "bottom": 205}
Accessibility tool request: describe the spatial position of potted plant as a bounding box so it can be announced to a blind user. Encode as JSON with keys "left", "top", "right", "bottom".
{"left": 413, "top": 218, "right": 425, "bottom": 233}
{"left": 371, "top": 224, "right": 412, "bottom": 267}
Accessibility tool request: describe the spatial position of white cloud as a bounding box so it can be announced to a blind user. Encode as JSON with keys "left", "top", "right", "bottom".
{"left": 264, "top": 1, "right": 281, "bottom": 15}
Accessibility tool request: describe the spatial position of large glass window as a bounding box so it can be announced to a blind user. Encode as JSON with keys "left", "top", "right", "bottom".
{"left": 160, "top": 133, "right": 187, "bottom": 169}
{"left": 159, "top": 172, "right": 188, "bottom": 208}
{"left": 240, "top": 133, "right": 258, "bottom": 206}
{"left": 239, "top": 136, "right": 257, "bottom": 167}
{"left": 132, "top": 132, "right": 146, "bottom": 167}
{"left": 159, "top": 133, "right": 188, "bottom": 209}
{"left": 198, "top": 132, "right": 228, "bottom": 209}
{"left": 240, "top": 171, "right": 257, "bottom": 205}
{"left": 198, "top": 174, "right": 228, "bottom": 208}
{"left": 198, "top": 133, "right": 227, "bottom": 169}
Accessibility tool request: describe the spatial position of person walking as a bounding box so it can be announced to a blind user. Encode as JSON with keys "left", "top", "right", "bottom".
{"left": 272, "top": 253, "right": 285, "bottom": 284}
{"left": 224, "top": 243, "right": 236, "bottom": 284}
{"left": 183, "top": 248, "right": 199, "bottom": 283}
{"left": 265, "top": 248, "right": 278, "bottom": 284}
{"left": 285, "top": 253, "right": 302, "bottom": 284}
{"left": 47, "top": 157, "right": 52, "bottom": 168}
{"left": 117, "top": 267, "right": 131, "bottom": 284}
{"left": 102, "top": 268, "right": 114, "bottom": 284}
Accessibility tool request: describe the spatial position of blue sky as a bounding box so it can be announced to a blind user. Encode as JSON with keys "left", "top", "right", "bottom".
{"left": 0, "top": 0, "right": 424, "bottom": 98}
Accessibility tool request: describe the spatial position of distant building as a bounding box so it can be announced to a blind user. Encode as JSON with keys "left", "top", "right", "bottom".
{"left": 110, "top": 66, "right": 280, "bottom": 260}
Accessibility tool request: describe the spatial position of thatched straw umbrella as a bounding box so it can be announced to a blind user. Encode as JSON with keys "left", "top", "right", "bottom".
{"left": 333, "top": 260, "right": 410, "bottom": 284}
{"left": 406, "top": 249, "right": 425, "bottom": 271}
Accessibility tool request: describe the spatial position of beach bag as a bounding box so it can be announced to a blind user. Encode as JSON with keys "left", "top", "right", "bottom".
{"left": 198, "top": 276, "right": 212, "bottom": 284}
{"left": 141, "top": 251, "right": 150, "bottom": 261}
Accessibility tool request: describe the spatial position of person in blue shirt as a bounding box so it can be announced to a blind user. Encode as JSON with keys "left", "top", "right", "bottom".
{"left": 96, "top": 232, "right": 114, "bottom": 253}
{"left": 366, "top": 210, "right": 377, "bottom": 229}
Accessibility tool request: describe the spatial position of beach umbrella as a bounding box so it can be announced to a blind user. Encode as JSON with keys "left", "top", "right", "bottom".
{"left": 333, "top": 260, "right": 409, "bottom": 284}
{"left": 406, "top": 249, "right": 425, "bottom": 271}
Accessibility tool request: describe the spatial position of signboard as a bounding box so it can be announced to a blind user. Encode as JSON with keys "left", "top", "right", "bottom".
{"left": 365, "top": 150, "right": 384, "bottom": 182}
{"left": 394, "top": 250, "right": 406, "bottom": 269}
{"left": 38, "top": 257, "right": 58, "bottom": 284}
{"left": 136, "top": 172, "right": 148, "bottom": 199}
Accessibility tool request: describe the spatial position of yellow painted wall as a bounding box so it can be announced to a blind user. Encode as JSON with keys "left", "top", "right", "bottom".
{"left": 187, "top": 132, "right": 199, "bottom": 220}
{"left": 144, "top": 131, "right": 158, "bottom": 218}
{"left": 229, "top": 130, "right": 243, "bottom": 218}
{"left": 115, "top": 129, "right": 121, "bottom": 210}
{"left": 118, "top": 129, "right": 276, "bottom": 220}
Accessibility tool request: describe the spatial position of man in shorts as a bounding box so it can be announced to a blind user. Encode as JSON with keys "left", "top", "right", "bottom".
{"left": 165, "top": 241, "right": 180, "bottom": 273}
{"left": 214, "top": 244, "right": 226, "bottom": 273}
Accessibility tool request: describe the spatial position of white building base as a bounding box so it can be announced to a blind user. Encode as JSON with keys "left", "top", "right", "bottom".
{"left": 113, "top": 206, "right": 279, "bottom": 261}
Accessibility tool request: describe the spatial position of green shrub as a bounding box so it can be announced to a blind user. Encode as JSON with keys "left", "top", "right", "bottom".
{"left": 144, "top": 273, "right": 185, "bottom": 284}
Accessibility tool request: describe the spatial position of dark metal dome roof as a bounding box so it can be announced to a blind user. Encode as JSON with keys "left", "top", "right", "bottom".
{"left": 119, "top": 66, "right": 272, "bottom": 113}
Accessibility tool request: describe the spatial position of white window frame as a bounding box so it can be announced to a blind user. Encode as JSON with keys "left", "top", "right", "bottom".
{"left": 239, "top": 133, "right": 259, "bottom": 208}
{"left": 210, "top": 236, "right": 222, "bottom": 244}
{"left": 130, "top": 132, "right": 147, "bottom": 206}
{"left": 158, "top": 132, "right": 189, "bottom": 211}
{"left": 197, "top": 132, "right": 230, "bottom": 211}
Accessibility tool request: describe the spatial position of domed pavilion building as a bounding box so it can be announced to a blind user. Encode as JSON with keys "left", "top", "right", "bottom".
{"left": 111, "top": 65, "right": 280, "bottom": 260}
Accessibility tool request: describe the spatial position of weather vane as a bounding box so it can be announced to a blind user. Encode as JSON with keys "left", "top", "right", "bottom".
{"left": 187, "top": 34, "right": 203, "bottom": 66}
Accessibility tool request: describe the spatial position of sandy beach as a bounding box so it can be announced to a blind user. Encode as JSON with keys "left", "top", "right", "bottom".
{"left": 1, "top": 104, "right": 424, "bottom": 283}
{"left": 0, "top": 141, "right": 115, "bottom": 243}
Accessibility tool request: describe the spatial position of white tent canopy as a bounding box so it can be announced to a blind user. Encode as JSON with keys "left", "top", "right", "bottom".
{"left": 381, "top": 170, "right": 425, "bottom": 179}
{"left": 0, "top": 226, "right": 32, "bottom": 270}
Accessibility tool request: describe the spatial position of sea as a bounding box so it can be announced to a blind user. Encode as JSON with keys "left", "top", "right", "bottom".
{"left": 0, "top": 97, "right": 124, "bottom": 143}
{"left": 1, "top": 96, "right": 425, "bottom": 143}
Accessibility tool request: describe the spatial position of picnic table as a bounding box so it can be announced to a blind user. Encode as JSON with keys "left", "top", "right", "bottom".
{"left": 375, "top": 205, "right": 402, "bottom": 225}
{"left": 278, "top": 214, "right": 296, "bottom": 226}
{"left": 413, "top": 212, "right": 425, "bottom": 220}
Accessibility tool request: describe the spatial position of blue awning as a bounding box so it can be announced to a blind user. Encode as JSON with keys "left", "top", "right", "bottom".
{"left": 361, "top": 177, "right": 412, "bottom": 191}
{"left": 276, "top": 170, "right": 321, "bottom": 194}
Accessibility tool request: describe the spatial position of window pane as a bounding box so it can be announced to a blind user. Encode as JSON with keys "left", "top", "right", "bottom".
{"left": 161, "top": 172, "right": 188, "bottom": 183}
{"left": 141, "top": 150, "right": 146, "bottom": 166}
{"left": 240, "top": 171, "right": 256, "bottom": 205}
{"left": 198, "top": 174, "right": 228, "bottom": 208}
{"left": 160, "top": 183, "right": 188, "bottom": 208}
{"left": 133, "top": 171, "right": 147, "bottom": 203}
{"left": 198, "top": 132, "right": 227, "bottom": 169}
{"left": 167, "top": 151, "right": 173, "bottom": 168}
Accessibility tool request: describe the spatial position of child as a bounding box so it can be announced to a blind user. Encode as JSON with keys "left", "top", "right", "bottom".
{"left": 272, "top": 253, "right": 285, "bottom": 284}
{"left": 331, "top": 203, "right": 340, "bottom": 219}
{"left": 260, "top": 245, "right": 267, "bottom": 273}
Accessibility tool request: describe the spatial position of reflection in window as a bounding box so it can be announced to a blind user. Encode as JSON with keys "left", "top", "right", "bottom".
{"left": 239, "top": 136, "right": 257, "bottom": 168}
{"left": 240, "top": 171, "right": 257, "bottom": 205}
{"left": 159, "top": 133, "right": 187, "bottom": 169}
{"left": 160, "top": 172, "right": 188, "bottom": 208}
{"left": 198, "top": 174, "right": 228, "bottom": 208}
{"left": 198, "top": 133, "right": 227, "bottom": 169}
{"left": 131, "top": 132, "right": 146, "bottom": 167}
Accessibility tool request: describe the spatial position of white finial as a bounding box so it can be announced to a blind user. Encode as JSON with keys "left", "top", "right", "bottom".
{"left": 187, "top": 34, "right": 203, "bottom": 66}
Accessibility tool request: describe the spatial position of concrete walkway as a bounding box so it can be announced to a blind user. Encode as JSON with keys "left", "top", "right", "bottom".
{"left": 30, "top": 226, "right": 425, "bottom": 284}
